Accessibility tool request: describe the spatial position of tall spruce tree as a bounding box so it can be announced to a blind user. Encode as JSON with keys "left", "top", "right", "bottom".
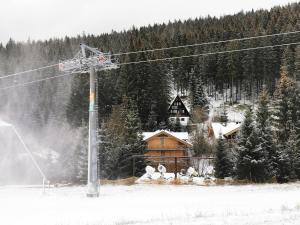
{"left": 281, "top": 46, "right": 295, "bottom": 79}
{"left": 236, "top": 108, "right": 268, "bottom": 182}
{"left": 272, "top": 70, "right": 296, "bottom": 144}
{"left": 214, "top": 134, "right": 233, "bottom": 178}
{"left": 190, "top": 72, "right": 208, "bottom": 108}
{"left": 146, "top": 103, "right": 158, "bottom": 131}
{"left": 272, "top": 70, "right": 297, "bottom": 182}
{"left": 294, "top": 93, "right": 300, "bottom": 179}
{"left": 118, "top": 97, "right": 146, "bottom": 178}
{"left": 256, "top": 88, "right": 278, "bottom": 179}
{"left": 294, "top": 45, "right": 300, "bottom": 81}
{"left": 98, "top": 123, "right": 119, "bottom": 179}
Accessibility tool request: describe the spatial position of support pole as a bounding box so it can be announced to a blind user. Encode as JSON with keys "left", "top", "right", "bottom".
{"left": 174, "top": 157, "right": 178, "bottom": 180}
{"left": 87, "top": 67, "right": 99, "bottom": 197}
{"left": 132, "top": 156, "right": 136, "bottom": 177}
{"left": 59, "top": 44, "right": 118, "bottom": 197}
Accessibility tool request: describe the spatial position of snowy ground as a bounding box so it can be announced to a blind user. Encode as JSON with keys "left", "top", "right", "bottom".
{"left": 1, "top": 183, "right": 300, "bottom": 225}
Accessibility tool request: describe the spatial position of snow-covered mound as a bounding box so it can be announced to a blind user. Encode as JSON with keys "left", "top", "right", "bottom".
{"left": 136, "top": 172, "right": 216, "bottom": 185}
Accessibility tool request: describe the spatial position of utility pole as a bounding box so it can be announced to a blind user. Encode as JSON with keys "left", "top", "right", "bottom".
{"left": 59, "top": 44, "right": 118, "bottom": 197}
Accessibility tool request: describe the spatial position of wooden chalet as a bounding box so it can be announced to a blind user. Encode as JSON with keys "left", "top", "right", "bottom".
{"left": 142, "top": 130, "right": 192, "bottom": 172}
{"left": 168, "top": 95, "right": 191, "bottom": 126}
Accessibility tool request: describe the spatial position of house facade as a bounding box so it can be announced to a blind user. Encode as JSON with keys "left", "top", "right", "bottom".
{"left": 142, "top": 130, "right": 192, "bottom": 172}
{"left": 168, "top": 95, "right": 191, "bottom": 126}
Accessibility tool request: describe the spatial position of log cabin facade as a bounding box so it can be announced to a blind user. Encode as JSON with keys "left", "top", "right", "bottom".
{"left": 143, "top": 130, "right": 192, "bottom": 171}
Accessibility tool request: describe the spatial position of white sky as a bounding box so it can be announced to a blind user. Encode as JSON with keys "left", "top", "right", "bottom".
{"left": 0, "top": 0, "right": 298, "bottom": 44}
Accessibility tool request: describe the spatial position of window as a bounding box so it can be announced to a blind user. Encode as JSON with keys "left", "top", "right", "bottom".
{"left": 181, "top": 118, "right": 185, "bottom": 121}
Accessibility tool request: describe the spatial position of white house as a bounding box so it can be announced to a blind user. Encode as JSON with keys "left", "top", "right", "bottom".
{"left": 168, "top": 95, "right": 191, "bottom": 126}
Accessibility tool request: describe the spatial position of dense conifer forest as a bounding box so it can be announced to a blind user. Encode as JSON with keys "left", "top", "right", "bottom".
{"left": 1, "top": 3, "right": 300, "bottom": 128}
{"left": 1, "top": 2, "right": 300, "bottom": 182}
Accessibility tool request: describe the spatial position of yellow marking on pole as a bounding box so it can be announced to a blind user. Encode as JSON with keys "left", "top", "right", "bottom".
{"left": 90, "top": 92, "right": 95, "bottom": 103}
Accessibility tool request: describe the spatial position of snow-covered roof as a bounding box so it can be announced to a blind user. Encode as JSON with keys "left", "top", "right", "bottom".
{"left": 142, "top": 130, "right": 190, "bottom": 144}
{"left": 0, "top": 119, "right": 12, "bottom": 127}
{"left": 211, "top": 122, "right": 241, "bottom": 139}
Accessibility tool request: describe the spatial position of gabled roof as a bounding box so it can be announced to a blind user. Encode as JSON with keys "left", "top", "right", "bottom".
{"left": 142, "top": 130, "right": 192, "bottom": 147}
{"left": 211, "top": 122, "right": 241, "bottom": 139}
{"left": 168, "top": 95, "right": 191, "bottom": 116}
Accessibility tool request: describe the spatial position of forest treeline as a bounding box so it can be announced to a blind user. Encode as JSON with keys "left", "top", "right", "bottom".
{"left": 1, "top": 3, "right": 300, "bottom": 130}
{"left": 1, "top": 3, "right": 300, "bottom": 182}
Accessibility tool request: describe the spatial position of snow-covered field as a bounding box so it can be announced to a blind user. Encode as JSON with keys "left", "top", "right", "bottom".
{"left": 1, "top": 183, "right": 300, "bottom": 225}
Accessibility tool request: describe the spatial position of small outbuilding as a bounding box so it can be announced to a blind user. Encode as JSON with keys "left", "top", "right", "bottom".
{"left": 208, "top": 122, "right": 241, "bottom": 140}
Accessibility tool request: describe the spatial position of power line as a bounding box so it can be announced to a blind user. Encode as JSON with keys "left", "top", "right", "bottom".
{"left": 0, "top": 72, "right": 76, "bottom": 91}
{"left": 0, "top": 35, "right": 300, "bottom": 90}
{"left": 1, "top": 40, "right": 300, "bottom": 91}
{"left": 0, "top": 30, "right": 299, "bottom": 81}
{"left": 0, "top": 63, "right": 59, "bottom": 80}
{"left": 118, "top": 41, "right": 300, "bottom": 66}
{"left": 112, "top": 30, "right": 300, "bottom": 56}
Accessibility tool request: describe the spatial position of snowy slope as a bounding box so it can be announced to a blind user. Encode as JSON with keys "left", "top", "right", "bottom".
{"left": 0, "top": 183, "right": 300, "bottom": 225}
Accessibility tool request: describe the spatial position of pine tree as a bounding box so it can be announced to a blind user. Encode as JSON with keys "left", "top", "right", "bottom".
{"left": 192, "top": 129, "right": 211, "bottom": 156}
{"left": 272, "top": 69, "right": 296, "bottom": 144}
{"left": 294, "top": 93, "right": 300, "bottom": 179}
{"left": 285, "top": 129, "right": 298, "bottom": 180}
{"left": 236, "top": 108, "right": 254, "bottom": 180}
{"left": 256, "top": 88, "right": 277, "bottom": 179}
{"left": 146, "top": 103, "right": 158, "bottom": 131}
{"left": 236, "top": 108, "right": 268, "bottom": 182}
{"left": 295, "top": 137, "right": 300, "bottom": 179}
{"left": 214, "top": 134, "right": 233, "bottom": 178}
{"left": 237, "top": 107, "right": 253, "bottom": 147}
{"left": 294, "top": 45, "right": 300, "bottom": 81}
{"left": 281, "top": 46, "right": 295, "bottom": 79}
{"left": 191, "top": 73, "right": 208, "bottom": 108}
{"left": 272, "top": 70, "right": 297, "bottom": 182}
{"left": 276, "top": 147, "right": 293, "bottom": 183}
{"left": 98, "top": 123, "right": 119, "bottom": 179}
{"left": 118, "top": 97, "right": 146, "bottom": 178}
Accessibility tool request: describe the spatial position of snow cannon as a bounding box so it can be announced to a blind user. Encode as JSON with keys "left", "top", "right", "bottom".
{"left": 145, "top": 166, "right": 155, "bottom": 179}
{"left": 187, "top": 167, "right": 198, "bottom": 177}
{"left": 157, "top": 164, "right": 166, "bottom": 179}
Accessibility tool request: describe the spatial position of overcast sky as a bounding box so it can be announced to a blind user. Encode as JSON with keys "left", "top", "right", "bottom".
{"left": 0, "top": 0, "right": 298, "bottom": 44}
